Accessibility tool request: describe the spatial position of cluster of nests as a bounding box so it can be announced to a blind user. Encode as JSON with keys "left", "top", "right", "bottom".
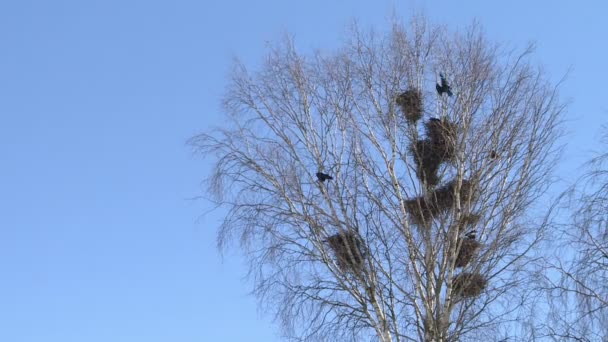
{"left": 396, "top": 88, "right": 459, "bottom": 187}
{"left": 395, "top": 80, "right": 487, "bottom": 299}
{"left": 319, "top": 78, "right": 487, "bottom": 298}
{"left": 412, "top": 118, "right": 459, "bottom": 187}
{"left": 402, "top": 178, "right": 485, "bottom": 298}
{"left": 323, "top": 224, "right": 485, "bottom": 298}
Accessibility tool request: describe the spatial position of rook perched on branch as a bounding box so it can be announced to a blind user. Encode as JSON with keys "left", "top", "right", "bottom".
{"left": 316, "top": 172, "right": 334, "bottom": 182}
{"left": 464, "top": 230, "right": 477, "bottom": 240}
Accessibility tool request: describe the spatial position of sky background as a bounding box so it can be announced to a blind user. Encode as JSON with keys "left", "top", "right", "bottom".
{"left": 0, "top": 1, "right": 606, "bottom": 341}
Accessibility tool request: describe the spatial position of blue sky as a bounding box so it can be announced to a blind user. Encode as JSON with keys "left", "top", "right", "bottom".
{"left": 0, "top": 1, "right": 606, "bottom": 341}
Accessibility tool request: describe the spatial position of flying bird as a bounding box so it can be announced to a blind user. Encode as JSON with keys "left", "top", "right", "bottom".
{"left": 316, "top": 172, "right": 333, "bottom": 182}
{"left": 436, "top": 73, "right": 453, "bottom": 97}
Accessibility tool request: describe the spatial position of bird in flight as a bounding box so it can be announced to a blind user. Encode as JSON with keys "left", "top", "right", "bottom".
{"left": 436, "top": 73, "right": 453, "bottom": 97}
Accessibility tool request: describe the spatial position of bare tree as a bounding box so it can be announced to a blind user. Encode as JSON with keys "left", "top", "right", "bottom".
{"left": 541, "top": 130, "right": 608, "bottom": 341}
{"left": 191, "top": 17, "right": 565, "bottom": 342}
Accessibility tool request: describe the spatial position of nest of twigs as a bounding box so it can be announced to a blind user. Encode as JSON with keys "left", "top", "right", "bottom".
{"left": 405, "top": 197, "right": 437, "bottom": 225}
{"left": 326, "top": 231, "right": 366, "bottom": 272}
{"left": 452, "top": 272, "right": 487, "bottom": 298}
{"left": 425, "top": 118, "right": 458, "bottom": 144}
{"left": 410, "top": 140, "right": 443, "bottom": 186}
{"left": 405, "top": 179, "right": 478, "bottom": 225}
{"left": 396, "top": 89, "right": 423, "bottom": 123}
{"left": 424, "top": 118, "right": 458, "bottom": 157}
{"left": 455, "top": 238, "right": 481, "bottom": 268}
{"left": 431, "top": 179, "right": 478, "bottom": 212}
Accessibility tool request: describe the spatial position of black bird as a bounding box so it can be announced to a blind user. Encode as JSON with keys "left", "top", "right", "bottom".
{"left": 464, "top": 230, "right": 477, "bottom": 240}
{"left": 490, "top": 150, "right": 498, "bottom": 159}
{"left": 436, "top": 73, "right": 453, "bottom": 97}
{"left": 316, "top": 172, "right": 333, "bottom": 182}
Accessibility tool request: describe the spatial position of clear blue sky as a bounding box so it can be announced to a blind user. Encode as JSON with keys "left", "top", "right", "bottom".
{"left": 0, "top": 1, "right": 605, "bottom": 341}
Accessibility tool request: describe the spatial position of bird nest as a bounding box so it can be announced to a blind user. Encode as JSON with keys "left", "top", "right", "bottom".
{"left": 396, "top": 89, "right": 423, "bottom": 123}
{"left": 405, "top": 197, "right": 437, "bottom": 226}
{"left": 431, "top": 179, "right": 478, "bottom": 211}
{"left": 410, "top": 140, "right": 443, "bottom": 186}
{"left": 326, "top": 231, "right": 366, "bottom": 272}
{"left": 424, "top": 118, "right": 458, "bottom": 155}
{"left": 455, "top": 238, "right": 481, "bottom": 268}
{"left": 452, "top": 272, "right": 487, "bottom": 298}
{"left": 405, "top": 179, "right": 478, "bottom": 225}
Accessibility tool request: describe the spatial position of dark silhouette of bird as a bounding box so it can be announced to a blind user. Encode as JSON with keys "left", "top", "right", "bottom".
{"left": 436, "top": 73, "right": 453, "bottom": 97}
{"left": 464, "top": 230, "right": 477, "bottom": 240}
{"left": 316, "top": 172, "right": 333, "bottom": 182}
{"left": 490, "top": 150, "right": 498, "bottom": 159}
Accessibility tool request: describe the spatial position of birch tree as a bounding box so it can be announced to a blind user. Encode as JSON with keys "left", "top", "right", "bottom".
{"left": 542, "top": 131, "right": 608, "bottom": 341}
{"left": 192, "top": 18, "right": 565, "bottom": 341}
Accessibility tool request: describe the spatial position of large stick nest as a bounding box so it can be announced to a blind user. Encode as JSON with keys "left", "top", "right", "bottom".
{"left": 410, "top": 139, "right": 443, "bottom": 186}
{"left": 452, "top": 272, "right": 487, "bottom": 298}
{"left": 424, "top": 118, "right": 458, "bottom": 145}
{"left": 404, "top": 196, "right": 437, "bottom": 226}
{"left": 405, "top": 179, "right": 479, "bottom": 225}
{"left": 326, "top": 231, "right": 367, "bottom": 272}
{"left": 432, "top": 179, "right": 478, "bottom": 210}
{"left": 395, "top": 89, "right": 423, "bottom": 123}
{"left": 423, "top": 118, "right": 458, "bottom": 159}
{"left": 455, "top": 238, "right": 481, "bottom": 268}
